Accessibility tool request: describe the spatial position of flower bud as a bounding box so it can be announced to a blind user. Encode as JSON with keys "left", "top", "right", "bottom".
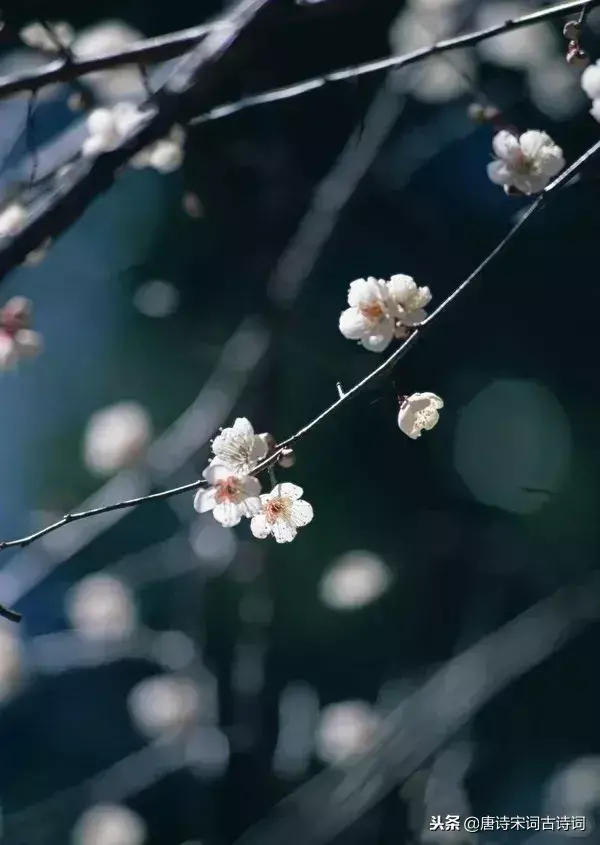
{"left": 277, "top": 448, "right": 296, "bottom": 469}
{"left": 566, "top": 45, "right": 589, "bottom": 67}
{"left": 563, "top": 20, "right": 581, "bottom": 41}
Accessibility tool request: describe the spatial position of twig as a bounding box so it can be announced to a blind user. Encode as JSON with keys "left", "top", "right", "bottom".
{"left": 190, "top": 0, "right": 600, "bottom": 124}
{"left": 0, "top": 0, "right": 278, "bottom": 280}
{"left": 0, "top": 0, "right": 594, "bottom": 110}
{"left": 0, "top": 138, "right": 597, "bottom": 605}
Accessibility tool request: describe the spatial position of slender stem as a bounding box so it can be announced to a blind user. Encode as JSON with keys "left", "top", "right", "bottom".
{"left": 0, "top": 0, "right": 594, "bottom": 108}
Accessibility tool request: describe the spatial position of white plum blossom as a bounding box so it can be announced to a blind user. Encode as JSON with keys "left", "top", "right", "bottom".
{"left": 20, "top": 21, "right": 74, "bottom": 52}
{"left": 580, "top": 61, "right": 600, "bottom": 122}
{"left": 0, "top": 203, "right": 27, "bottom": 238}
{"left": 194, "top": 461, "right": 262, "bottom": 527}
{"left": 487, "top": 129, "right": 565, "bottom": 195}
{"left": 339, "top": 277, "right": 396, "bottom": 352}
{"left": 82, "top": 103, "right": 147, "bottom": 157}
{"left": 398, "top": 392, "right": 444, "bottom": 439}
{"left": 387, "top": 274, "right": 431, "bottom": 337}
{"left": 82, "top": 104, "right": 185, "bottom": 173}
{"left": 211, "top": 417, "right": 270, "bottom": 476}
{"left": 72, "top": 21, "right": 147, "bottom": 100}
{"left": 131, "top": 125, "right": 186, "bottom": 174}
{"left": 0, "top": 296, "right": 43, "bottom": 370}
{"left": 250, "top": 483, "right": 314, "bottom": 544}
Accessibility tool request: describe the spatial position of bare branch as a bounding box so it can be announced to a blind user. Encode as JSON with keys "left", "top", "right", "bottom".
{"left": 0, "top": 0, "right": 595, "bottom": 111}
{"left": 0, "top": 21, "right": 217, "bottom": 101}
{"left": 0, "top": 136, "right": 597, "bottom": 623}
{"left": 190, "top": 0, "right": 600, "bottom": 124}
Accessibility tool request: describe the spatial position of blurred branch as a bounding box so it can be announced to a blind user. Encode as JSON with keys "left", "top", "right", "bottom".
{"left": 0, "top": 21, "right": 217, "bottom": 100}
{"left": 0, "top": 0, "right": 279, "bottom": 281}
{"left": 231, "top": 570, "right": 600, "bottom": 845}
{"left": 0, "top": 0, "right": 594, "bottom": 106}
{"left": 190, "top": 0, "right": 600, "bottom": 125}
{"left": 0, "top": 138, "right": 597, "bottom": 622}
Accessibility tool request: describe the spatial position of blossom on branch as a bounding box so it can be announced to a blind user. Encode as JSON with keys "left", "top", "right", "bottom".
{"left": 210, "top": 417, "right": 270, "bottom": 477}
{"left": 250, "top": 483, "right": 314, "bottom": 543}
{"left": 339, "top": 275, "right": 432, "bottom": 351}
{"left": 0, "top": 297, "right": 43, "bottom": 370}
{"left": 487, "top": 129, "right": 564, "bottom": 195}
{"left": 387, "top": 274, "right": 431, "bottom": 338}
{"left": 82, "top": 104, "right": 186, "bottom": 173}
{"left": 398, "top": 392, "right": 444, "bottom": 439}
{"left": 194, "top": 461, "right": 262, "bottom": 527}
{"left": 580, "top": 61, "right": 600, "bottom": 122}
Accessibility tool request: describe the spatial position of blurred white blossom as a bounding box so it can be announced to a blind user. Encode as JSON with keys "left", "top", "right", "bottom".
{"left": 315, "top": 701, "right": 380, "bottom": 764}
{"left": 71, "top": 804, "right": 146, "bottom": 845}
{"left": 67, "top": 574, "right": 137, "bottom": 641}
{"left": 487, "top": 129, "right": 564, "bottom": 195}
{"left": 250, "top": 483, "right": 313, "bottom": 544}
{"left": 0, "top": 296, "right": 43, "bottom": 371}
{"left": 83, "top": 102, "right": 185, "bottom": 171}
{"left": 528, "top": 57, "right": 584, "bottom": 121}
{"left": 211, "top": 417, "right": 270, "bottom": 476}
{"left": 20, "top": 21, "right": 74, "bottom": 52}
{"left": 475, "top": 2, "right": 556, "bottom": 70}
{"left": 580, "top": 61, "right": 600, "bottom": 122}
{"left": 339, "top": 277, "right": 397, "bottom": 352}
{"left": 83, "top": 401, "right": 152, "bottom": 476}
{"left": 0, "top": 204, "right": 27, "bottom": 238}
{"left": 133, "top": 280, "right": 180, "bottom": 317}
{"left": 194, "top": 461, "right": 262, "bottom": 527}
{"left": 72, "top": 21, "right": 146, "bottom": 100}
{"left": 131, "top": 125, "right": 186, "bottom": 174}
{"left": 127, "top": 675, "right": 201, "bottom": 738}
{"left": 398, "top": 392, "right": 444, "bottom": 439}
{"left": 319, "top": 551, "right": 392, "bottom": 610}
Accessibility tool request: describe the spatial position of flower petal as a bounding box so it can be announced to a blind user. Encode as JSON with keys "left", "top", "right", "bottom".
{"left": 250, "top": 514, "right": 271, "bottom": 539}
{"left": 360, "top": 318, "right": 395, "bottom": 352}
{"left": 213, "top": 502, "right": 242, "bottom": 527}
{"left": 289, "top": 500, "right": 314, "bottom": 528}
{"left": 271, "top": 519, "right": 297, "bottom": 543}
{"left": 202, "top": 460, "right": 233, "bottom": 484}
{"left": 194, "top": 488, "right": 217, "bottom": 513}
{"left": 14, "top": 329, "right": 43, "bottom": 358}
{"left": 232, "top": 417, "right": 255, "bottom": 437}
{"left": 487, "top": 160, "right": 511, "bottom": 186}
{"left": 339, "top": 307, "right": 371, "bottom": 340}
{"left": 387, "top": 274, "right": 416, "bottom": 306}
{"left": 272, "top": 483, "right": 303, "bottom": 501}
{"left": 492, "top": 130, "right": 522, "bottom": 164}
{"left": 241, "top": 476, "right": 261, "bottom": 497}
{"left": 238, "top": 496, "right": 262, "bottom": 518}
{"left": 582, "top": 62, "right": 600, "bottom": 99}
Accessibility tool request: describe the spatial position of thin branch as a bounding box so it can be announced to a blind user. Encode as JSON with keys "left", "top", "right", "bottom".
{"left": 191, "top": 0, "right": 600, "bottom": 124}
{"left": 0, "top": 0, "right": 278, "bottom": 280}
{"left": 0, "top": 0, "right": 595, "bottom": 110}
{"left": 0, "top": 137, "right": 597, "bottom": 611}
{"left": 0, "top": 21, "right": 217, "bottom": 101}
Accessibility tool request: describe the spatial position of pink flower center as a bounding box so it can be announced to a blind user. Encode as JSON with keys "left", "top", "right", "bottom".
{"left": 264, "top": 497, "right": 291, "bottom": 524}
{"left": 215, "top": 477, "right": 241, "bottom": 504}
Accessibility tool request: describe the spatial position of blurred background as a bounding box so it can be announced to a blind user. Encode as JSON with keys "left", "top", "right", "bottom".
{"left": 1, "top": 0, "right": 600, "bottom": 843}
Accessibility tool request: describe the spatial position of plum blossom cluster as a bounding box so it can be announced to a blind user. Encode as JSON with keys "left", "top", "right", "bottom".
{"left": 487, "top": 129, "right": 565, "bottom": 196}
{"left": 194, "top": 417, "right": 313, "bottom": 543}
{"left": 339, "top": 275, "right": 431, "bottom": 353}
{"left": 83, "top": 103, "right": 185, "bottom": 173}
{"left": 0, "top": 297, "right": 43, "bottom": 370}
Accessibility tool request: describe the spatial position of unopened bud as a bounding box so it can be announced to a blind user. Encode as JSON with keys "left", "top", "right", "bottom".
{"left": 563, "top": 20, "right": 581, "bottom": 41}
{"left": 277, "top": 448, "right": 296, "bottom": 469}
{"left": 467, "top": 102, "right": 501, "bottom": 124}
{"left": 566, "top": 45, "right": 589, "bottom": 67}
